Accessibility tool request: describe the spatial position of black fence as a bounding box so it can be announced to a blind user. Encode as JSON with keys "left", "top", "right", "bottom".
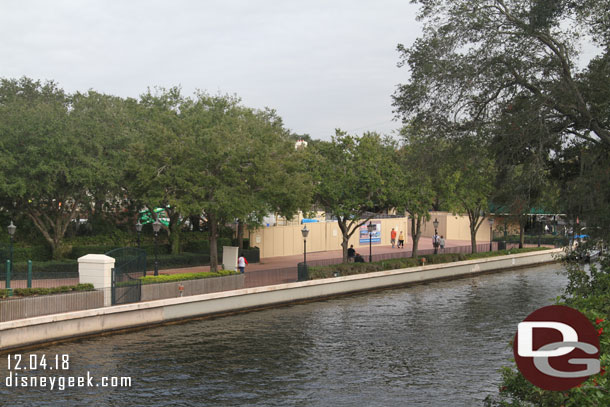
{"left": 106, "top": 248, "right": 146, "bottom": 305}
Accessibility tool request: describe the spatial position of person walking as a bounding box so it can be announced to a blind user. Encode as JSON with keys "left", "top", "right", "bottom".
{"left": 238, "top": 254, "right": 248, "bottom": 274}
{"left": 439, "top": 235, "right": 445, "bottom": 252}
{"left": 390, "top": 228, "right": 397, "bottom": 248}
{"left": 398, "top": 231, "right": 405, "bottom": 249}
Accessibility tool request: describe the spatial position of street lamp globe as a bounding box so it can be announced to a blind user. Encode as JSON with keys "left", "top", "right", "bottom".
{"left": 135, "top": 220, "right": 143, "bottom": 233}
{"left": 301, "top": 225, "right": 309, "bottom": 240}
{"left": 152, "top": 220, "right": 162, "bottom": 234}
{"left": 8, "top": 221, "right": 16, "bottom": 237}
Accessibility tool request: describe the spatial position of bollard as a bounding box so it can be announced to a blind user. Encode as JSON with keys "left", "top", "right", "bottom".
{"left": 27, "top": 260, "right": 33, "bottom": 288}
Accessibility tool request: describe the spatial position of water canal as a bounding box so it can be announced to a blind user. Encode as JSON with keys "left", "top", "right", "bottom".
{"left": 1, "top": 263, "right": 567, "bottom": 406}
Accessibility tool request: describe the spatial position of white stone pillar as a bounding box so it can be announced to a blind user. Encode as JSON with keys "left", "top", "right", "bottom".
{"left": 78, "top": 254, "right": 115, "bottom": 307}
{"left": 222, "top": 246, "right": 239, "bottom": 271}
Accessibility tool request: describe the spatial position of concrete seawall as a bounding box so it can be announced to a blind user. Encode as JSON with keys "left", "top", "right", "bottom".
{"left": 0, "top": 249, "right": 562, "bottom": 352}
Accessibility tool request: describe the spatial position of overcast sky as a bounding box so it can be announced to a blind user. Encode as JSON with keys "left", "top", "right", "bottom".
{"left": 0, "top": 1, "right": 422, "bottom": 140}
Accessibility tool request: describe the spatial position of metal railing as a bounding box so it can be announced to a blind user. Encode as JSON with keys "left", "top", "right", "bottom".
{"left": 0, "top": 287, "right": 109, "bottom": 322}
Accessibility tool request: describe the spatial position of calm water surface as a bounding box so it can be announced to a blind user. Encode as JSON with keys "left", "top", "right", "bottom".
{"left": 0, "top": 264, "right": 567, "bottom": 406}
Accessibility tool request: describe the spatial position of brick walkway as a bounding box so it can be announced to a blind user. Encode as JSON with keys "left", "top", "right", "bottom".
{"left": 3, "top": 238, "right": 485, "bottom": 289}
{"left": 159, "top": 238, "right": 474, "bottom": 275}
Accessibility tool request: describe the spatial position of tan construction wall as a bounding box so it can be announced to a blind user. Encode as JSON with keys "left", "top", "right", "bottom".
{"left": 249, "top": 212, "right": 495, "bottom": 258}
{"left": 250, "top": 217, "right": 410, "bottom": 258}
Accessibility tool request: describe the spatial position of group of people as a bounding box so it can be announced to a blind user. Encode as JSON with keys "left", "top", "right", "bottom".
{"left": 348, "top": 229, "right": 452, "bottom": 263}
{"left": 390, "top": 228, "right": 446, "bottom": 251}
{"left": 390, "top": 228, "right": 405, "bottom": 248}
{"left": 433, "top": 234, "right": 445, "bottom": 251}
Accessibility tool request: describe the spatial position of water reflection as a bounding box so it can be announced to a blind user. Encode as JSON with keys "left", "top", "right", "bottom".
{"left": 0, "top": 264, "right": 566, "bottom": 406}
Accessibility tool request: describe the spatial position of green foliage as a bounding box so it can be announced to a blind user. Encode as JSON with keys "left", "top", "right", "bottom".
{"left": 5, "top": 260, "right": 78, "bottom": 275}
{"left": 0, "top": 79, "right": 133, "bottom": 259}
{"left": 308, "top": 131, "right": 400, "bottom": 261}
{"left": 495, "top": 234, "right": 569, "bottom": 247}
{"left": 307, "top": 248, "right": 548, "bottom": 279}
{"left": 151, "top": 252, "right": 210, "bottom": 270}
{"left": 0, "top": 283, "right": 94, "bottom": 298}
{"left": 139, "top": 269, "right": 237, "bottom": 284}
{"left": 486, "top": 252, "right": 610, "bottom": 406}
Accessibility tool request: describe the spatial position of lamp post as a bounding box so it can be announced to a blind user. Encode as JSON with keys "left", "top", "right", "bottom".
{"left": 367, "top": 221, "right": 375, "bottom": 263}
{"left": 152, "top": 220, "right": 161, "bottom": 276}
{"left": 537, "top": 215, "right": 542, "bottom": 248}
{"left": 301, "top": 225, "right": 309, "bottom": 266}
{"left": 7, "top": 221, "right": 16, "bottom": 269}
{"left": 433, "top": 218, "right": 439, "bottom": 254}
{"left": 488, "top": 217, "right": 494, "bottom": 252}
{"left": 135, "top": 220, "right": 143, "bottom": 248}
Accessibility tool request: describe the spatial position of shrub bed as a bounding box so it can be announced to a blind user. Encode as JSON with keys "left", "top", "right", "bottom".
{"left": 0, "top": 283, "right": 94, "bottom": 299}
{"left": 308, "top": 247, "right": 550, "bottom": 280}
{"left": 140, "top": 270, "right": 238, "bottom": 285}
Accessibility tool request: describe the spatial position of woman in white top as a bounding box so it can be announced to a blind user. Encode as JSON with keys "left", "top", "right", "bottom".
{"left": 238, "top": 255, "right": 247, "bottom": 273}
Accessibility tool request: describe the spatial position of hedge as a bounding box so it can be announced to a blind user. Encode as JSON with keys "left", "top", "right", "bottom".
{"left": 140, "top": 269, "right": 238, "bottom": 284}
{"left": 494, "top": 234, "right": 569, "bottom": 247}
{"left": 0, "top": 283, "right": 94, "bottom": 299}
{"left": 6, "top": 260, "right": 79, "bottom": 275}
{"left": 308, "top": 247, "right": 550, "bottom": 280}
{"left": 151, "top": 252, "right": 211, "bottom": 270}
{"left": 181, "top": 237, "right": 232, "bottom": 253}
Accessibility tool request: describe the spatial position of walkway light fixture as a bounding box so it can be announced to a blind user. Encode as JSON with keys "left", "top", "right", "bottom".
{"left": 367, "top": 221, "right": 375, "bottom": 263}
{"left": 7, "top": 221, "right": 16, "bottom": 269}
{"left": 488, "top": 217, "right": 494, "bottom": 252}
{"left": 152, "top": 219, "right": 162, "bottom": 276}
{"left": 433, "top": 218, "right": 439, "bottom": 254}
{"left": 135, "top": 220, "right": 143, "bottom": 248}
{"left": 301, "top": 225, "right": 309, "bottom": 266}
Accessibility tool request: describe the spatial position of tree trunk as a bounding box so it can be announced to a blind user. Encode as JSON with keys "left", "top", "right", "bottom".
{"left": 169, "top": 213, "right": 181, "bottom": 255}
{"left": 470, "top": 225, "right": 478, "bottom": 254}
{"left": 410, "top": 215, "right": 422, "bottom": 258}
{"left": 237, "top": 220, "right": 244, "bottom": 250}
{"left": 338, "top": 218, "right": 349, "bottom": 262}
{"left": 208, "top": 213, "right": 219, "bottom": 272}
{"left": 27, "top": 204, "right": 79, "bottom": 260}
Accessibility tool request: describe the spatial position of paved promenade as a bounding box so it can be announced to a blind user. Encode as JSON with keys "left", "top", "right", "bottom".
{"left": 160, "top": 238, "right": 475, "bottom": 275}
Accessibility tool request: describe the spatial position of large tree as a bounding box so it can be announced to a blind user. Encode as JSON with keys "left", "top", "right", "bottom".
{"left": 446, "top": 136, "right": 496, "bottom": 252}
{"left": 0, "top": 78, "right": 128, "bottom": 258}
{"left": 310, "top": 131, "right": 399, "bottom": 262}
{"left": 394, "top": 131, "right": 446, "bottom": 258}
{"left": 394, "top": 0, "right": 610, "bottom": 147}
{"left": 124, "top": 87, "right": 191, "bottom": 254}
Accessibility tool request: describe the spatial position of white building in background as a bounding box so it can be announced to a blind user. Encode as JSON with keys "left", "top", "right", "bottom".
{"left": 295, "top": 139, "right": 308, "bottom": 150}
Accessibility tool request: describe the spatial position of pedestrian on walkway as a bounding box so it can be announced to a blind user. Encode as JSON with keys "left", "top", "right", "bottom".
{"left": 238, "top": 254, "right": 248, "bottom": 274}
{"left": 347, "top": 245, "right": 356, "bottom": 262}
{"left": 391, "top": 228, "right": 397, "bottom": 248}
{"left": 398, "top": 231, "right": 405, "bottom": 248}
{"left": 439, "top": 235, "right": 445, "bottom": 252}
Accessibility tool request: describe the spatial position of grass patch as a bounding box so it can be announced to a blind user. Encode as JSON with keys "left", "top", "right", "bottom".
{"left": 308, "top": 247, "right": 551, "bottom": 280}
{"left": 0, "top": 283, "right": 95, "bottom": 299}
{"left": 139, "top": 269, "right": 238, "bottom": 285}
